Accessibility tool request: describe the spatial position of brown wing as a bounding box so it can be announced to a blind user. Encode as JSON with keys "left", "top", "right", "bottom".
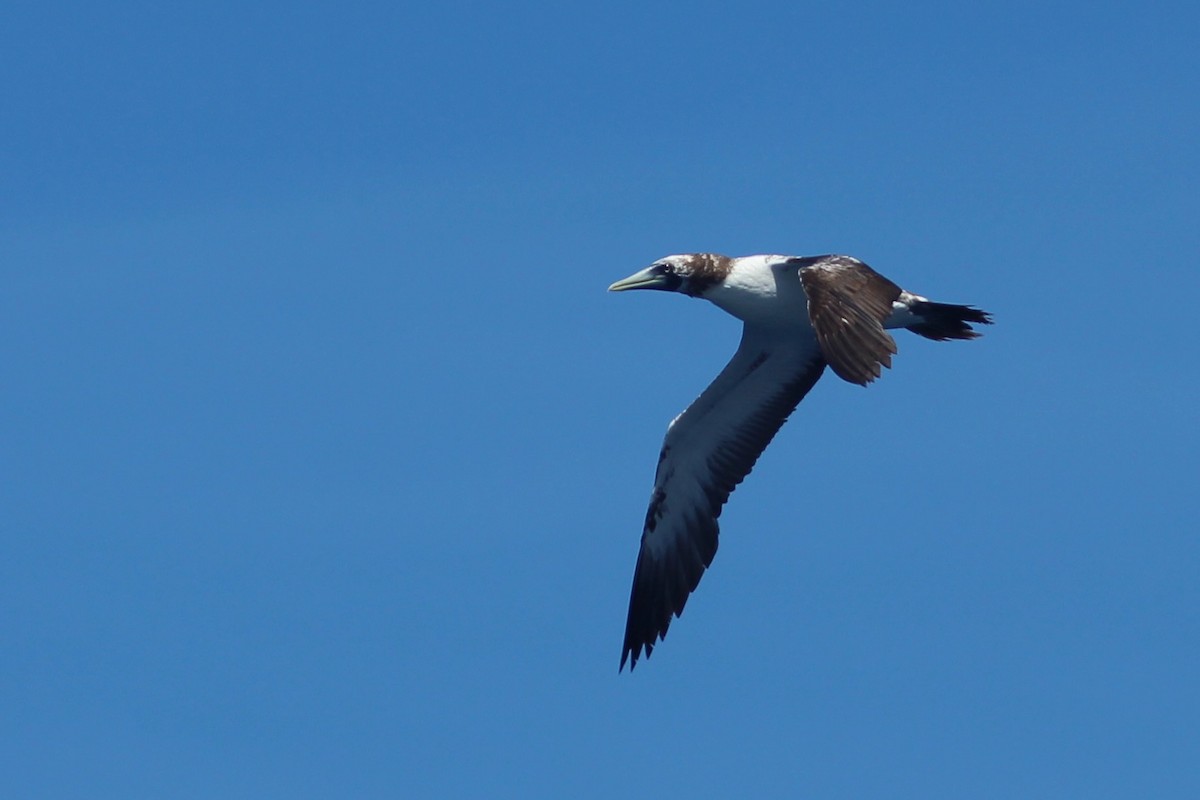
{"left": 797, "top": 256, "right": 902, "bottom": 386}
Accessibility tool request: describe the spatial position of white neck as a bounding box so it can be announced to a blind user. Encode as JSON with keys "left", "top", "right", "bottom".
{"left": 701, "top": 255, "right": 811, "bottom": 328}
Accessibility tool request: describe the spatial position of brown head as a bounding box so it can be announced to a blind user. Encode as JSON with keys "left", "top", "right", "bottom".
{"left": 608, "top": 253, "right": 733, "bottom": 298}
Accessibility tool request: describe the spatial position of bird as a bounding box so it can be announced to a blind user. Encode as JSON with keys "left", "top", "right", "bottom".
{"left": 609, "top": 253, "right": 992, "bottom": 671}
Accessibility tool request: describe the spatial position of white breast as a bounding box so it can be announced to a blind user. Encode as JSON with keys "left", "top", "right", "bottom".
{"left": 702, "top": 255, "right": 813, "bottom": 329}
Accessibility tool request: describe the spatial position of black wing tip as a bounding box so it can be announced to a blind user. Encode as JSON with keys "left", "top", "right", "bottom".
{"left": 621, "top": 602, "right": 667, "bottom": 672}
{"left": 620, "top": 514, "right": 718, "bottom": 673}
{"left": 620, "top": 640, "right": 653, "bottom": 673}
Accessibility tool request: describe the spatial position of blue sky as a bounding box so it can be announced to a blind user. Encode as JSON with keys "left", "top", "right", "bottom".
{"left": 3, "top": 1, "right": 1199, "bottom": 797}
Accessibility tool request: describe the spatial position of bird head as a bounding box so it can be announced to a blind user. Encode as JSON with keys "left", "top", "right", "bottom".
{"left": 608, "top": 254, "right": 729, "bottom": 298}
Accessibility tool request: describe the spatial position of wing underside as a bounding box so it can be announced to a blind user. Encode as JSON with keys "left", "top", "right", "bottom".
{"left": 621, "top": 328, "right": 825, "bottom": 670}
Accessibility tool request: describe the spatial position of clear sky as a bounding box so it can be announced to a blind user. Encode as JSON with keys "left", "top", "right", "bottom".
{"left": 3, "top": 2, "right": 1199, "bottom": 797}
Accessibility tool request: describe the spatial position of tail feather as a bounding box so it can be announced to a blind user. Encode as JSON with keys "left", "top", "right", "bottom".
{"left": 906, "top": 301, "right": 993, "bottom": 341}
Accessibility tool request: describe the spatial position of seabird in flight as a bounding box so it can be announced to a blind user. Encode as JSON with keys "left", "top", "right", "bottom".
{"left": 609, "top": 253, "right": 992, "bottom": 670}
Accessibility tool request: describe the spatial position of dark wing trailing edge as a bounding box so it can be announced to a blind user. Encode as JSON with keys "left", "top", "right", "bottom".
{"left": 621, "top": 329, "right": 825, "bottom": 671}
{"left": 796, "top": 256, "right": 903, "bottom": 386}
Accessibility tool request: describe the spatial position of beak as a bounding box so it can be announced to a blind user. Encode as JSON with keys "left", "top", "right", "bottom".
{"left": 608, "top": 266, "right": 670, "bottom": 292}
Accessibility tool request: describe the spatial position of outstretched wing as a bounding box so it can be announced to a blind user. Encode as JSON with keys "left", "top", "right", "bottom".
{"left": 796, "top": 255, "right": 903, "bottom": 386}
{"left": 621, "top": 326, "right": 825, "bottom": 670}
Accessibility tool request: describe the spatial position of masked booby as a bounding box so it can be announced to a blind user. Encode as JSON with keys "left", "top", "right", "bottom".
{"left": 610, "top": 253, "right": 992, "bottom": 670}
